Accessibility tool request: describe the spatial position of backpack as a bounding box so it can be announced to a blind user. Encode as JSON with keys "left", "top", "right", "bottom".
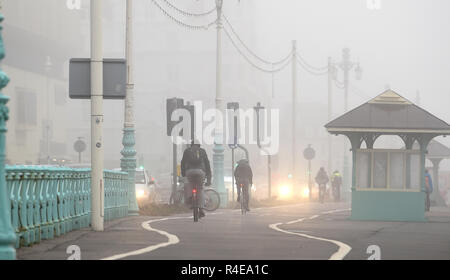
{"left": 186, "top": 145, "right": 205, "bottom": 171}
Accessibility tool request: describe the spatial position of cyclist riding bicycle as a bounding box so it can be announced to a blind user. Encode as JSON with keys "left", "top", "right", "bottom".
{"left": 315, "top": 167, "right": 329, "bottom": 203}
{"left": 181, "top": 140, "right": 212, "bottom": 218}
{"left": 234, "top": 159, "right": 253, "bottom": 212}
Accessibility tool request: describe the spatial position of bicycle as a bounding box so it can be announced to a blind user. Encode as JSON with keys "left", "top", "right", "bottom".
{"left": 237, "top": 181, "right": 250, "bottom": 215}
{"left": 170, "top": 177, "right": 220, "bottom": 212}
{"left": 319, "top": 183, "right": 326, "bottom": 203}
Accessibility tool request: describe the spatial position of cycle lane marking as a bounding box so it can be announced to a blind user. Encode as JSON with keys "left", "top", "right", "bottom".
{"left": 103, "top": 206, "right": 350, "bottom": 260}
{"left": 269, "top": 208, "right": 352, "bottom": 260}
{"left": 102, "top": 216, "right": 191, "bottom": 260}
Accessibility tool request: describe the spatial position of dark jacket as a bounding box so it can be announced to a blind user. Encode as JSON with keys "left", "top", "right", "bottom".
{"left": 181, "top": 145, "right": 211, "bottom": 183}
{"left": 315, "top": 169, "right": 329, "bottom": 185}
{"left": 234, "top": 160, "right": 253, "bottom": 185}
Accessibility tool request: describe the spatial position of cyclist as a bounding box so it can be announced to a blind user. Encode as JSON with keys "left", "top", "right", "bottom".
{"left": 181, "top": 140, "right": 212, "bottom": 218}
{"left": 234, "top": 159, "right": 253, "bottom": 211}
{"left": 315, "top": 167, "right": 329, "bottom": 203}
{"left": 330, "top": 170, "right": 342, "bottom": 202}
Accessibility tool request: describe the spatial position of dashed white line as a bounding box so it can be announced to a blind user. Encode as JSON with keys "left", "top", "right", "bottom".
{"left": 269, "top": 209, "right": 352, "bottom": 260}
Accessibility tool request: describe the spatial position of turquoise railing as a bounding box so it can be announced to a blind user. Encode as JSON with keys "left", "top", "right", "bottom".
{"left": 4, "top": 166, "right": 128, "bottom": 248}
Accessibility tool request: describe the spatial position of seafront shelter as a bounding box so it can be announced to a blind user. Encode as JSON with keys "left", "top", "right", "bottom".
{"left": 325, "top": 90, "right": 450, "bottom": 221}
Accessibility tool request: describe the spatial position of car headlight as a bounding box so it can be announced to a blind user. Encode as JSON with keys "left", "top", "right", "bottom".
{"left": 136, "top": 189, "right": 146, "bottom": 198}
{"left": 278, "top": 185, "right": 292, "bottom": 199}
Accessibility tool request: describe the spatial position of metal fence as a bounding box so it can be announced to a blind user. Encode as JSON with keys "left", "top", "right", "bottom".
{"left": 4, "top": 166, "right": 128, "bottom": 248}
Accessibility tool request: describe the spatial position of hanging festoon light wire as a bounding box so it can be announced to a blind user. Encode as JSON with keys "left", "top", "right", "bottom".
{"left": 222, "top": 13, "right": 292, "bottom": 66}
{"left": 150, "top": 0, "right": 217, "bottom": 30}
{"left": 160, "top": 0, "right": 217, "bottom": 17}
{"left": 222, "top": 26, "right": 292, "bottom": 74}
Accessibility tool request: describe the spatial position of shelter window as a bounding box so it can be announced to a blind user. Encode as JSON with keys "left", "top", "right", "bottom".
{"left": 356, "top": 149, "right": 421, "bottom": 191}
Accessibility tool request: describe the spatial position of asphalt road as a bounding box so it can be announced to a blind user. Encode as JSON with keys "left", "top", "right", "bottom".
{"left": 17, "top": 202, "right": 450, "bottom": 260}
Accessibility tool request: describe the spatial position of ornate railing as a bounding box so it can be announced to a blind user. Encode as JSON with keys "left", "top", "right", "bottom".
{"left": 4, "top": 166, "right": 128, "bottom": 248}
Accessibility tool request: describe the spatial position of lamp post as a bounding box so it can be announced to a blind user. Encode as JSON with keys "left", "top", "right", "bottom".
{"left": 44, "top": 55, "right": 52, "bottom": 164}
{"left": 90, "top": 0, "right": 104, "bottom": 231}
{"left": 0, "top": 12, "right": 16, "bottom": 260}
{"left": 121, "top": 0, "right": 139, "bottom": 215}
{"left": 227, "top": 102, "right": 239, "bottom": 203}
{"left": 336, "top": 48, "right": 362, "bottom": 200}
{"left": 213, "top": 0, "right": 227, "bottom": 207}
{"left": 327, "top": 57, "right": 336, "bottom": 176}
{"left": 254, "top": 102, "right": 272, "bottom": 199}
{"left": 291, "top": 40, "right": 298, "bottom": 191}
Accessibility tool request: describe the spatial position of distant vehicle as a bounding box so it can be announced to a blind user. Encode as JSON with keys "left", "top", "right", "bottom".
{"left": 134, "top": 168, "right": 157, "bottom": 202}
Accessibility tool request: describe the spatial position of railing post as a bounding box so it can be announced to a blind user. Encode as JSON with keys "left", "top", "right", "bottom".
{"left": 0, "top": 12, "right": 16, "bottom": 259}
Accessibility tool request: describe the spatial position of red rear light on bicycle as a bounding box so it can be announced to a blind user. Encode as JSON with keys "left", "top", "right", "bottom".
{"left": 192, "top": 189, "right": 197, "bottom": 194}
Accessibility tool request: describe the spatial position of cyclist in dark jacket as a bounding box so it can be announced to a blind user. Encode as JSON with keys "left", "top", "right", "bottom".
{"left": 234, "top": 159, "right": 253, "bottom": 211}
{"left": 181, "top": 141, "right": 212, "bottom": 218}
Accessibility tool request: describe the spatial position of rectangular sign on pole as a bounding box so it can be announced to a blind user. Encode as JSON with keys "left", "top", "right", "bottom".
{"left": 69, "top": 58, "right": 126, "bottom": 99}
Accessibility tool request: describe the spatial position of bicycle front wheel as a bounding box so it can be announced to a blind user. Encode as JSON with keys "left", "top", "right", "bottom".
{"left": 204, "top": 188, "right": 220, "bottom": 212}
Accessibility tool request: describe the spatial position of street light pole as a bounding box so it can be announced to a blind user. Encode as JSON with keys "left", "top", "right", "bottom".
{"left": 45, "top": 56, "right": 52, "bottom": 164}
{"left": 291, "top": 40, "right": 297, "bottom": 190}
{"left": 121, "top": 0, "right": 139, "bottom": 215}
{"left": 337, "top": 48, "right": 362, "bottom": 201}
{"left": 327, "top": 57, "right": 333, "bottom": 176}
{"left": 213, "top": 0, "right": 227, "bottom": 207}
{"left": 90, "top": 0, "right": 104, "bottom": 231}
{"left": 254, "top": 102, "right": 272, "bottom": 199}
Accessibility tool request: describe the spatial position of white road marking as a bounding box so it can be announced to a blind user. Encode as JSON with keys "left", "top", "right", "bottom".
{"left": 286, "top": 218, "right": 305, "bottom": 225}
{"left": 102, "top": 205, "right": 351, "bottom": 260}
{"left": 321, "top": 208, "right": 351, "bottom": 215}
{"left": 269, "top": 209, "right": 352, "bottom": 260}
{"left": 102, "top": 216, "right": 189, "bottom": 260}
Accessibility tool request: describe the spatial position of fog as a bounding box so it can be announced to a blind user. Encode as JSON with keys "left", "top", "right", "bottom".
{"left": 2, "top": 0, "right": 450, "bottom": 193}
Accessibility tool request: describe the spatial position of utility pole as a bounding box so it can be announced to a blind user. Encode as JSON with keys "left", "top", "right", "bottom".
{"left": 327, "top": 57, "right": 334, "bottom": 176}
{"left": 213, "top": 0, "right": 227, "bottom": 207}
{"left": 121, "top": 0, "right": 139, "bottom": 215}
{"left": 227, "top": 102, "right": 239, "bottom": 203}
{"left": 45, "top": 56, "right": 52, "bottom": 164}
{"left": 90, "top": 0, "right": 104, "bottom": 231}
{"left": 291, "top": 40, "right": 297, "bottom": 191}
{"left": 337, "top": 48, "right": 362, "bottom": 201}
{"left": 254, "top": 102, "right": 271, "bottom": 199}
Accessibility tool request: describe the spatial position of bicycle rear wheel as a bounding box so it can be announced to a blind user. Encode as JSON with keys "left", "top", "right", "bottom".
{"left": 193, "top": 191, "right": 199, "bottom": 222}
{"left": 204, "top": 188, "right": 220, "bottom": 212}
{"left": 241, "top": 194, "right": 246, "bottom": 215}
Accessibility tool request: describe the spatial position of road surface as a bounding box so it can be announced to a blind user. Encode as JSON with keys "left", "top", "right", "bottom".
{"left": 17, "top": 202, "right": 450, "bottom": 260}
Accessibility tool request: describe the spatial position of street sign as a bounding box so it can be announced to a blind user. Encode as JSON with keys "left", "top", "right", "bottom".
{"left": 303, "top": 145, "right": 315, "bottom": 160}
{"left": 74, "top": 139, "right": 86, "bottom": 153}
{"left": 69, "top": 58, "right": 126, "bottom": 99}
